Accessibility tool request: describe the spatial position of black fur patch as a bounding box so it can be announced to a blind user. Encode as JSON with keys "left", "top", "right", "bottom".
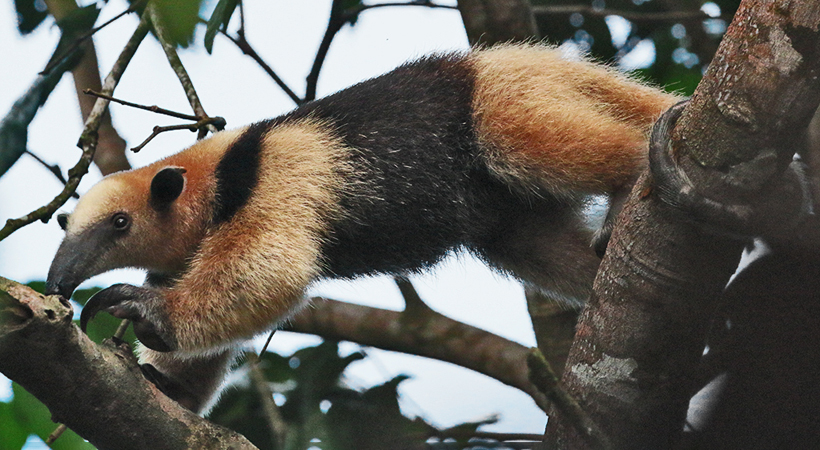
{"left": 271, "top": 53, "right": 561, "bottom": 278}
{"left": 213, "top": 121, "right": 271, "bottom": 224}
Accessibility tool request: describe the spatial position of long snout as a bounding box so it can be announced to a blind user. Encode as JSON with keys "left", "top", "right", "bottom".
{"left": 46, "top": 233, "right": 109, "bottom": 299}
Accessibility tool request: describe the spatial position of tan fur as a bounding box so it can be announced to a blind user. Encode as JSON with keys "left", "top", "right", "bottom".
{"left": 159, "top": 118, "right": 350, "bottom": 352}
{"left": 470, "top": 44, "right": 681, "bottom": 197}
{"left": 67, "top": 130, "right": 245, "bottom": 275}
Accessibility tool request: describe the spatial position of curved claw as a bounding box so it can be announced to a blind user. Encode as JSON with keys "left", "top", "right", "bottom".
{"left": 79, "top": 284, "right": 175, "bottom": 352}
{"left": 140, "top": 364, "right": 197, "bottom": 409}
{"left": 80, "top": 283, "right": 134, "bottom": 333}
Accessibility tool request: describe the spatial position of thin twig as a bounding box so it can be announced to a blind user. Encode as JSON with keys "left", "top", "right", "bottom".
{"left": 83, "top": 89, "right": 199, "bottom": 121}
{"left": 305, "top": 0, "right": 455, "bottom": 102}
{"left": 146, "top": 3, "right": 217, "bottom": 139}
{"left": 257, "top": 329, "right": 276, "bottom": 362}
{"left": 393, "top": 276, "right": 430, "bottom": 319}
{"left": 246, "top": 351, "right": 287, "bottom": 448}
{"left": 238, "top": 0, "right": 246, "bottom": 35}
{"left": 531, "top": 5, "right": 721, "bottom": 24}
{"left": 353, "top": 1, "right": 457, "bottom": 15}
{"left": 305, "top": 0, "right": 347, "bottom": 102}
{"left": 222, "top": 0, "right": 302, "bottom": 104}
{"left": 45, "top": 423, "right": 68, "bottom": 445}
{"left": 431, "top": 430, "right": 544, "bottom": 443}
{"left": 41, "top": 0, "right": 145, "bottom": 75}
{"left": 0, "top": 15, "right": 150, "bottom": 242}
{"left": 131, "top": 117, "right": 227, "bottom": 153}
{"left": 22, "top": 150, "right": 79, "bottom": 199}
{"left": 114, "top": 319, "right": 132, "bottom": 340}
{"left": 222, "top": 32, "right": 303, "bottom": 105}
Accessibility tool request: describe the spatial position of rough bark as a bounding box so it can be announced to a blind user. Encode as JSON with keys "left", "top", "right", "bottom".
{"left": 549, "top": 1, "right": 820, "bottom": 448}
{"left": 0, "top": 277, "right": 257, "bottom": 450}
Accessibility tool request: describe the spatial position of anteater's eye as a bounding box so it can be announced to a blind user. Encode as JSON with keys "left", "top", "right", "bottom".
{"left": 111, "top": 212, "right": 130, "bottom": 231}
{"left": 57, "top": 213, "right": 68, "bottom": 231}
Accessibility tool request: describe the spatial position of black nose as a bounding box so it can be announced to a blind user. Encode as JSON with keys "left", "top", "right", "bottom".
{"left": 45, "top": 280, "right": 75, "bottom": 299}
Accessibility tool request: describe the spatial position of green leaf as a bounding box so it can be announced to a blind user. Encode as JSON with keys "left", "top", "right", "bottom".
{"left": 53, "top": 4, "right": 100, "bottom": 33}
{"left": 258, "top": 351, "right": 295, "bottom": 383}
{"left": 151, "top": 0, "right": 207, "bottom": 48}
{"left": 0, "top": 402, "right": 28, "bottom": 450}
{"left": 9, "top": 384, "right": 95, "bottom": 450}
{"left": 204, "top": 0, "right": 238, "bottom": 54}
{"left": 25, "top": 281, "right": 46, "bottom": 294}
{"left": 335, "top": 0, "right": 363, "bottom": 26}
{"left": 45, "top": 4, "right": 101, "bottom": 72}
{"left": 13, "top": 0, "right": 48, "bottom": 35}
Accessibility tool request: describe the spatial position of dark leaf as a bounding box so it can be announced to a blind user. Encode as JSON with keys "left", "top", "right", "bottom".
{"left": 258, "top": 350, "right": 295, "bottom": 383}
{"left": 150, "top": 0, "right": 206, "bottom": 48}
{"left": 53, "top": 4, "right": 100, "bottom": 33}
{"left": 204, "top": 0, "right": 238, "bottom": 54}
{"left": 0, "top": 45, "right": 81, "bottom": 177}
{"left": 326, "top": 375, "right": 434, "bottom": 450}
{"left": 13, "top": 0, "right": 48, "bottom": 35}
{"left": 208, "top": 384, "right": 276, "bottom": 450}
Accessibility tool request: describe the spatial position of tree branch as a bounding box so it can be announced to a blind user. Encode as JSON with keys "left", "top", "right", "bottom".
{"left": 0, "top": 277, "right": 257, "bottom": 450}
{"left": 285, "top": 297, "right": 552, "bottom": 412}
{"left": 0, "top": 44, "right": 80, "bottom": 178}
{"left": 130, "top": 118, "right": 227, "bottom": 152}
{"left": 44, "top": 0, "right": 132, "bottom": 175}
{"left": 22, "top": 150, "right": 79, "bottom": 199}
{"left": 83, "top": 89, "right": 200, "bottom": 121}
{"left": 531, "top": 5, "right": 719, "bottom": 24}
{"left": 245, "top": 352, "right": 287, "bottom": 448}
{"left": 456, "top": 0, "right": 539, "bottom": 46}
{"left": 146, "top": 3, "right": 219, "bottom": 139}
{"left": 305, "top": 0, "right": 455, "bottom": 102}
{"left": 222, "top": 31, "right": 303, "bottom": 105}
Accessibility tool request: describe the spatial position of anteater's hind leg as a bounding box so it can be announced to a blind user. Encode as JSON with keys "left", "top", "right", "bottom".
{"left": 476, "top": 205, "right": 601, "bottom": 306}
{"left": 139, "top": 346, "right": 237, "bottom": 414}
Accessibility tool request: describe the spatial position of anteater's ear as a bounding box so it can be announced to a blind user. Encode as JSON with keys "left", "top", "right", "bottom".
{"left": 150, "top": 167, "right": 187, "bottom": 210}
{"left": 56, "top": 213, "right": 69, "bottom": 231}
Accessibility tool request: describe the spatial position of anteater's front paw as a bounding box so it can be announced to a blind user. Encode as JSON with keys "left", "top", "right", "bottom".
{"left": 81, "top": 284, "right": 176, "bottom": 352}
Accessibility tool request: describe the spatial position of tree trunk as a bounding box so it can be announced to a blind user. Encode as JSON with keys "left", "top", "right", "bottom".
{"left": 549, "top": 1, "right": 820, "bottom": 447}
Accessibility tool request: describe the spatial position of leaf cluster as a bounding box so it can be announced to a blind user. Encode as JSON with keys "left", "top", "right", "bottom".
{"left": 209, "top": 341, "right": 431, "bottom": 450}
{"left": 209, "top": 341, "right": 496, "bottom": 450}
